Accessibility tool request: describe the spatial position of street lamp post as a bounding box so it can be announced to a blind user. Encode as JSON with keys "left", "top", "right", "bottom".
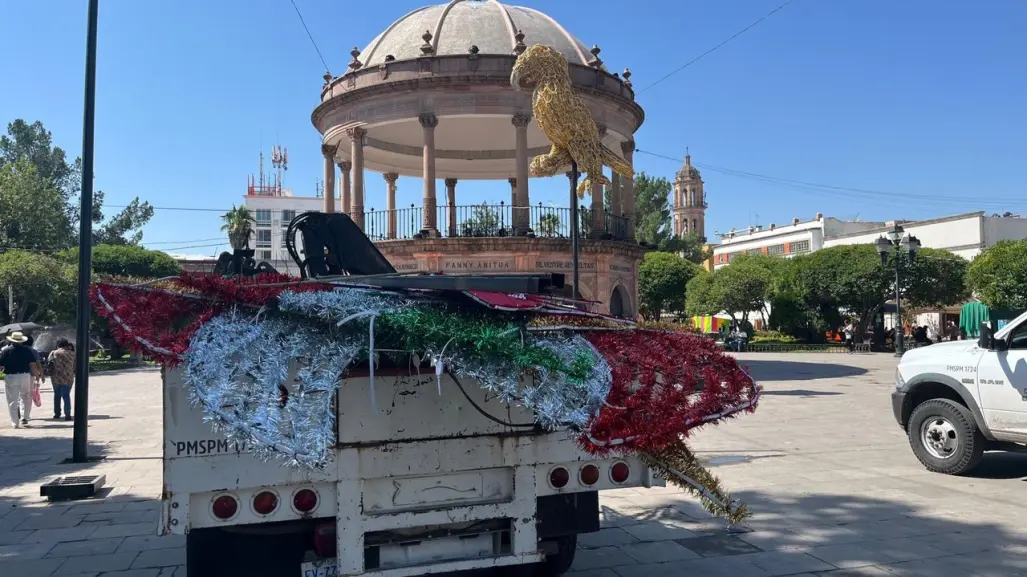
{"left": 875, "top": 224, "right": 921, "bottom": 357}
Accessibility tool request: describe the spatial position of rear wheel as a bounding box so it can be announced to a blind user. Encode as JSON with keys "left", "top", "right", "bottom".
{"left": 537, "top": 535, "right": 576, "bottom": 576}
{"left": 907, "top": 398, "right": 984, "bottom": 475}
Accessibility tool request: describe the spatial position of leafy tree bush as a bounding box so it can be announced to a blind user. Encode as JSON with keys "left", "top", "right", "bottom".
{"left": 638, "top": 251, "right": 702, "bottom": 320}
{"left": 965, "top": 239, "right": 1027, "bottom": 309}
{"left": 59, "top": 244, "right": 181, "bottom": 279}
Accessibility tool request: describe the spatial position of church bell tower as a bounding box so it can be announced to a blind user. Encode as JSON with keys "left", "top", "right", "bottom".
{"left": 673, "top": 152, "right": 706, "bottom": 239}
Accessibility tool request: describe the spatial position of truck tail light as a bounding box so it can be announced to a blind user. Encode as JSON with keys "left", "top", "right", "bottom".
{"left": 212, "top": 495, "right": 238, "bottom": 520}
{"left": 579, "top": 464, "right": 600, "bottom": 486}
{"left": 313, "top": 522, "right": 336, "bottom": 558}
{"left": 610, "top": 461, "right": 630, "bottom": 484}
{"left": 253, "top": 491, "right": 278, "bottom": 515}
{"left": 549, "top": 467, "right": 570, "bottom": 489}
{"left": 293, "top": 488, "right": 318, "bottom": 513}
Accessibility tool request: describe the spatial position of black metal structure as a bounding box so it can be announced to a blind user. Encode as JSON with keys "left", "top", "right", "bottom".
{"left": 72, "top": 0, "right": 99, "bottom": 463}
{"left": 283, "top": 211, "right": 566, "bottom": 296}
{"left": 569, "top": 161, "right": 580, "bottom": 300}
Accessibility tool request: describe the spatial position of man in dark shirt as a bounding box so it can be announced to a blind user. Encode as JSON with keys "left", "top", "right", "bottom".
{"left": 1, "top": 331, "right": 39, "bottom": 428}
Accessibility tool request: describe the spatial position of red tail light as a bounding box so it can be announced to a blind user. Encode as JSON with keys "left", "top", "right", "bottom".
{"left": 610, "top": 461, "right": 630, "bottom": 484}
{"left": 549, "top": 467, "right": 570, "bottom": 489}
{"left": 293, "top": 488, "right": 319, "bottom": 513}
{"left": 212, "top": 495, "right": 238, "bottom": 520}
{"left": 313, "top": 522, "right": 336, "bottom": 558}
{"left": 253, "top": 491, "right": 279, "bottom": 515}
{"left": 579, "top": 464, "right": 600, "bottom": 486}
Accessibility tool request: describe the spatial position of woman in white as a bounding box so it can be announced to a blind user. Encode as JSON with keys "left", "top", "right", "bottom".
{"left": 1, "top": 331, "right": 41, "bottom": 428}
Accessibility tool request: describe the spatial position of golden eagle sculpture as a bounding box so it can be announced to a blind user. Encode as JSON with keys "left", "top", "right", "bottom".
{"left": 511, "top": 44, "right": 633, "bottom": 198}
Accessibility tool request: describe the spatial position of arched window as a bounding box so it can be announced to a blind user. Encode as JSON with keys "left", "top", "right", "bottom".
{"left": 692, "top": 219, "right": 698, "bottom": 234}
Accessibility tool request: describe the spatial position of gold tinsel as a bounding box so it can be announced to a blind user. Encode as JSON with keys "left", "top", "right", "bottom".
{"left": 511, "top": 45, "right": 634, "bottom": 198}
{"left": 640, "top": 444, "right": 751, "bottom": 526}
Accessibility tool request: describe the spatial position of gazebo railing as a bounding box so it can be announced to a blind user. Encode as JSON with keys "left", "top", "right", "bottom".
{"left": 362, "top": 202, "right": 631, "bottom": 241}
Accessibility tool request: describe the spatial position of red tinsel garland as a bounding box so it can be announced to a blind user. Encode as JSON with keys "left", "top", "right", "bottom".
{"left": 582, "top": 330, "right": 760, "bottom": 455}
{"left": 90, "top": 272, "right": 329, "bottom": 366}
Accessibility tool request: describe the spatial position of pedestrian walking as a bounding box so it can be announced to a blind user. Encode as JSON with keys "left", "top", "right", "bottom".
{"left": 843, "top": 320, "right": 855, "bottom": 353}
{"left": 1, "top": 331, "right": 42, "bottom": 428}
{"left": 47, "top": 338, "right": 76, "bottom": 421}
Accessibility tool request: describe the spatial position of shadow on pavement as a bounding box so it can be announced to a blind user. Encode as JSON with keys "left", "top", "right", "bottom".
{"left": 760, "top": 389, "right": 844, "bottom": 397}
{"left": 592, "top": 489, "right": 1025, "bottom": 575}
{"left": 966, "top": 451, "right": 1027, "bottom": 480}
{"left": 738, "top": 360, "right": 869, "bottom": 382}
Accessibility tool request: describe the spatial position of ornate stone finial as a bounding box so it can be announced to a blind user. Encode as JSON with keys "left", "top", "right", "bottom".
{"left": 321, "top": 143, "right": 339, "bottom": 160}
{"left": 322, "top": 71, "right": 333, "bottom": 85}
{"left": 348, "top": 47, "right": 363, "bottom": 71}
{"left": 419, "top": 113, "right": 438, "bottom": 128}
{"left": 445, "top": 178, "right": 458, "bottom": 187}
{"left": 383, "top": 172, "right": 399, "bottom": 185}
{"left": 337, "top": 161, "right": 352, "bottom": 171}
{"left": 385, "top": 54, "right": 396, "bottom": 62}
{"left": 589, "top": 44, "right": 603, "bottom": 68}
{"left": 421, "top": 30, "right": 434, "bottom": 55}
{"left": 511, "top": 113, "right": 532, "bottom": 128}
{"left": 622, "top": 68, "right": 632, "bottom": 88}
{"left": 468, "top": 45, "right": 480, "bottom": 56}
{"left": 514, "top": 30, "right": 527, "bottom": 55}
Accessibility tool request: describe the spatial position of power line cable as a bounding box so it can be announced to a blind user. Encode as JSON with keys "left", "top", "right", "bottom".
{"left": 287, "top": 0, "right": 331, "bottom": 74}
{"left": 641, "top": 0, "right": 796, "bottom": 92}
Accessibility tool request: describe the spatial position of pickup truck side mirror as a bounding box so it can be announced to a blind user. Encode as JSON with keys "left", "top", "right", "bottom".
{"left": 979, "top": 321, "right": 1008, "bottom": 351}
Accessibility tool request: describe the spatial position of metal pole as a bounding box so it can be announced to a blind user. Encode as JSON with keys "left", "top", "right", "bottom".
{"left": 893, "top": 252, "right": 904, "bottom": 358}
{"left": 569, "top": 161, "right": 580, "bottom": 300}
{"left": 73, "top": 0, "right": 99, "bottom": 463}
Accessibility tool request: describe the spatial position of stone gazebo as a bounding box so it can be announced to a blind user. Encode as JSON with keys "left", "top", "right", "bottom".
{"left": 311, "top": 0, "right": 646, "bottom": 317}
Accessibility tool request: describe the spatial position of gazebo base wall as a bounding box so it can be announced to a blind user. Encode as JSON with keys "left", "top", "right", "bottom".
{"left": 374, "top": 237, "right": 645, "bottom": 318}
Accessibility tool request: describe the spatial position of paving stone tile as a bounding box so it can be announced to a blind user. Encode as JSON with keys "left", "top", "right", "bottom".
{"left": 21, "top": 526, "right": 99, "bottom": 544}
{"left": 89, "top": 522, "right": 157, "bottom": 539}
{"left": 131, "top": 548, "right": 186, "bottom": 569}
{"left": 52, "top": 551, "right": 138, "bottom": 575}
{"left": 116, "top": 534, "right": 185, "bottom": 553}
{"left": 578, "top": 528, "right": 640, "bottom": 549}
{"left": 0, "top": 540, "right": 55, "bottom": 560}
{"left": 571, "top": 546, "right": 635, "bottom": 571}
{"left": 0, "top": 557, "right": 65, "bottom": 576}
{"left": 45, "top": 537, "right": 124, "bottom": 558}
{"left": 735, "top": 550, "right": 836, "bottom": 575}
{"left": 617, "top": 539, "right": 700, "bottom": 563}
{"left": 677, "top": 533, "right": 764, "bottom": 557}
{"left": 567, "top": 569, "right": 620, "bottom": 577}
{"left": 0, "top": 530, "right": 32, "bottom": 545}
{"left": 14, "top": 513, "right": 87, "bottom": 531}
{"left": 620, "top": 520, "right": 700, "bottom": 542}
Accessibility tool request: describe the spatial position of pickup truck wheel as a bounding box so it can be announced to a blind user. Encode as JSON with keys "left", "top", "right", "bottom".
{"left": 907, "top": 398, "right": 984, "bottom": 475}
{"left": 537, "top": 535, "right": 576, "bottom": 576}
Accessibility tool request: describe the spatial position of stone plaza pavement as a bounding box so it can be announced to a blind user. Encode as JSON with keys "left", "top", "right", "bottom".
{"left": 1, "top": 353, "right": 1026, "bottom": 576}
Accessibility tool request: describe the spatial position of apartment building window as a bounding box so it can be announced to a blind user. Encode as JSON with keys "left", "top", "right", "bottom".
{"left": 256, "top": 229, "right": 272, "bottom": 248}
{"left": 788, "top": 240, "right": 811, "bottom": 254}
{"left": 727, "top": 252, "right": 740, "bottom": 262}
{"left": 746, "top": 248, "right": 762, "bottom": 255}
{"left": 255, "top": 209, "right": 272, "bottom": 226}
{"left": 258, "top": 250, "right": 272, "bottom": 261}
{"left": 767, "top": 244, "right": 785, "bottom": 256}
{"left": 281, "top": 210, "right": 295, "bottom": 224}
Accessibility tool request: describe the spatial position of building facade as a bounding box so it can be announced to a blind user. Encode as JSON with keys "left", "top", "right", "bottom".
{"left": 711, "top": 213, "right": 884, "bottom": 269}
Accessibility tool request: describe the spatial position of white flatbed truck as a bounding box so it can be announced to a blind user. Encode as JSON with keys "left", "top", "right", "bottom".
{"left": 162, "top": 362, "right": 663, "bottom": 577}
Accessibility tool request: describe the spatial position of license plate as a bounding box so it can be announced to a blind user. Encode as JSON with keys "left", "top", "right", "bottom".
{"left": 300, "top": 558, "right": 337, "bottom": 577}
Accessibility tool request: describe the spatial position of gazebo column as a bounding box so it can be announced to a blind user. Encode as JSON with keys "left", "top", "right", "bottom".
{"left": 445, "top": 178, "right": 458, "bottom": 237}
{"left": 383, "top": 172, "right": 398, "bottom": 239}
{"left": 590, "top": 168, "right": 606, "bottom": 238}
{"left": 338, "top": 161, "right": 352, "bottom": 219}
{"left": 610, "top": 173, "right": 622, "bottom": 237}
{"left": 321, "top": 144, "right": 338, "bottom": 214}
{"left": 419, "top": 113, "right": 439, "bottom": 236}
{"left": 511, "top": 114, "right": 531, "bottom": 234}
{"left": 349, "top": 127, "right": 366, "bottom": 230}
{"left": 621, "top": 140, "right": 636, "bottom": 241}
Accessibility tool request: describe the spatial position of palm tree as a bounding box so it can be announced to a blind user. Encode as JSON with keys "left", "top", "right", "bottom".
{"left": 220, "top": 205, "right": 255, "bottom": 250}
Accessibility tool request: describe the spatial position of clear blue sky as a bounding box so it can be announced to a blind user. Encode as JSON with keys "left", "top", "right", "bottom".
{"left": 2, "top": 0, "right": 1025, "bottom": 256}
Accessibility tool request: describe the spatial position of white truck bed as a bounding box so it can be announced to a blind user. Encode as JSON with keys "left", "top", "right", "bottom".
{"left": 162, "top": 365, "right": 660, "bottom": 576}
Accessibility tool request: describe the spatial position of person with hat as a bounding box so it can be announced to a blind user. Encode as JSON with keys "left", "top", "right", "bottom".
{"left": 1, "top": 331, "right": 41, "bottom": 428}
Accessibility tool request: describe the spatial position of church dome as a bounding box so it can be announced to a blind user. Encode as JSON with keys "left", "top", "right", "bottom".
{"left": 358, "top": 0, "right": 602, "bottom": 69}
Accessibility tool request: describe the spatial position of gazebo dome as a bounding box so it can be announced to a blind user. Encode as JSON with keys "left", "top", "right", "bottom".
{"left": 359, "top": 0, "right": 602, "bottom": 70}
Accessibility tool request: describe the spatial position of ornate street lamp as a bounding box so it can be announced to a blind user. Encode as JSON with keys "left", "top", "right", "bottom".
{"left": 875, "top": 224, "right": 920, "bottom": 357}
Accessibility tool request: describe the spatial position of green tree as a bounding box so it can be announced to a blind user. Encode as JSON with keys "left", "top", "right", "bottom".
{"left": 0, "top": 250, "right": 76, "bottom": 323}
{"left": 221, "top": 205, "right": 255, "bottom": 249}
{"left": 0, "top": 119, "right": 155, "bottom": 247}
{"left": 632, "top": 172, "right": 674, "bottom": 248}
{"left": 0, "top": 160, "right": 74, "bottom": 251}
{"left": 965, "top": 239, "right": 1027, "bottom": 309}
{"left": 795, "top": 245, "right": 888, "bottom": 339}
{"left": 59, "top": 244, "right": 182, "bottom": 279}
{"left": 460, "top": 203, "right": 502, "bottom": 236}
{"left": 685, "top": 261, "right": 771, "bottom": 328}
{"left": 672, "top": 232, "right": 712, "bottom": 265}
{"left": 536, "top": 213, "right": 560, "bottom": 237}
{"left": 768, "top": 255, "right": 841, "bottom": 343}
{"left": 638, "top": 252, "right": 702, "bottom": 321}
{"left": 902, "top": 247, "right": 970, "bottom": 310}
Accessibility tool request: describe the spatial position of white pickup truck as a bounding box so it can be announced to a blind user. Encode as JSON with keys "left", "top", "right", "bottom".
{"left": 892, "top": 310, "right": 1027, "bottom": 475}
{"left": 162, "top": 363, "right": 662, "bottom": 577}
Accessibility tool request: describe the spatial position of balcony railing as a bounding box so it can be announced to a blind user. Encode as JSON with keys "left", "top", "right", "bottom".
{"left": 362, "top": 202, "right": 632, "bottom": 242}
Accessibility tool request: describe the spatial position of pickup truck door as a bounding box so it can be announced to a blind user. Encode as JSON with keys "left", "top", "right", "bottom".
{"left": 975, "top": 320, "right": 1027, "bottom": 436}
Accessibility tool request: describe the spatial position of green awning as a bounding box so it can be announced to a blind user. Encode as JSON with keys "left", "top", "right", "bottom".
{"left": 959, "top": 302, "right": 990, "bottom": 338}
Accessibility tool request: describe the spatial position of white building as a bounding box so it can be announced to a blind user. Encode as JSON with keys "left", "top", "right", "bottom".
{"left": 711, "top": 213, "right": 884, "bottom": 269}
{"left": 243, "top": 188, "right": 326, "bottom": 266}
{"left": 823, "top": 211, "right": 1027, "bottom": 259}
